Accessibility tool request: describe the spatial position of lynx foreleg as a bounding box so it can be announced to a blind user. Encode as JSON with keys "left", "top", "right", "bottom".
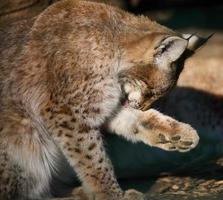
{"left": 109, "top": 107, "right": 199, "bottom": 152}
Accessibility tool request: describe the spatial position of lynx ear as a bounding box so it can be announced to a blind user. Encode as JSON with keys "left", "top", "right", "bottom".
{"left": 154, "top": 36, "right": 188, "bottom": 69}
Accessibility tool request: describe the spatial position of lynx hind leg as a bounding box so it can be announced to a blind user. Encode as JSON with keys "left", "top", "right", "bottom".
{"left": 138, "top": 109, "right": 199, "bottom": 152}
{"left": 0, "top": 114, "right": 69, "bottom": 200}
{"left": 0, "top": 119, "right": 29, "bottom": 200}
{"left": 0, "top": 147, "right": 23, "bottom": 200}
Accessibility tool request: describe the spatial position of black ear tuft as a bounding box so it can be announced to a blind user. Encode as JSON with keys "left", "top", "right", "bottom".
{"left": 183, "top": 33, "right": 214, "bottom": 51}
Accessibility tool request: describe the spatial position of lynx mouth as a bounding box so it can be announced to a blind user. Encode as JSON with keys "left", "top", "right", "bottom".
{"left": 122, "top": 99, "right": 129, "bottom": 107}
{"left": 120, "top": 93, "right": 139, "bottom": 109}
{"left": 121, "top": 99, "right": 140, "bottom": 109}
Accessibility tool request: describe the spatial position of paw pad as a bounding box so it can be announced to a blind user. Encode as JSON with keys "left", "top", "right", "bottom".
{"left": 171, "top": 135, "right": 181, "bottom": 141}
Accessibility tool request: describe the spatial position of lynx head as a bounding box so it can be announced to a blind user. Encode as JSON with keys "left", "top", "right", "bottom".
{"left": 120, "top": 32, "right": 212, "bottom": 110}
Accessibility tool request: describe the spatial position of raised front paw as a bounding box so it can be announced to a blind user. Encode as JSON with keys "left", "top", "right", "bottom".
{"left": 122, "top": 189, "right": 145, "bottom": 200}
{"left": 156, "top": 123, "right": 199, "bottom": 152}
{"left": 137, "top": 115, "right": 199, "bottom": 152}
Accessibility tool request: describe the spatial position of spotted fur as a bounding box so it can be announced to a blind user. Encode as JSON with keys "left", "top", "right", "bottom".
{"left": 0, "top": 0, "right": 201, "bottom": 199}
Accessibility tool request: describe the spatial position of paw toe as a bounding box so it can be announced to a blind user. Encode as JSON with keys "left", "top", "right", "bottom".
{"left": 171, "top": 135, "right": 181, "bottom": 141}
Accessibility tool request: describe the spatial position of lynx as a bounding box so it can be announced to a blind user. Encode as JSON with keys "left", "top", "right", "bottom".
{"left": 0, "top": 0, "right": 210, "bottom": 199}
